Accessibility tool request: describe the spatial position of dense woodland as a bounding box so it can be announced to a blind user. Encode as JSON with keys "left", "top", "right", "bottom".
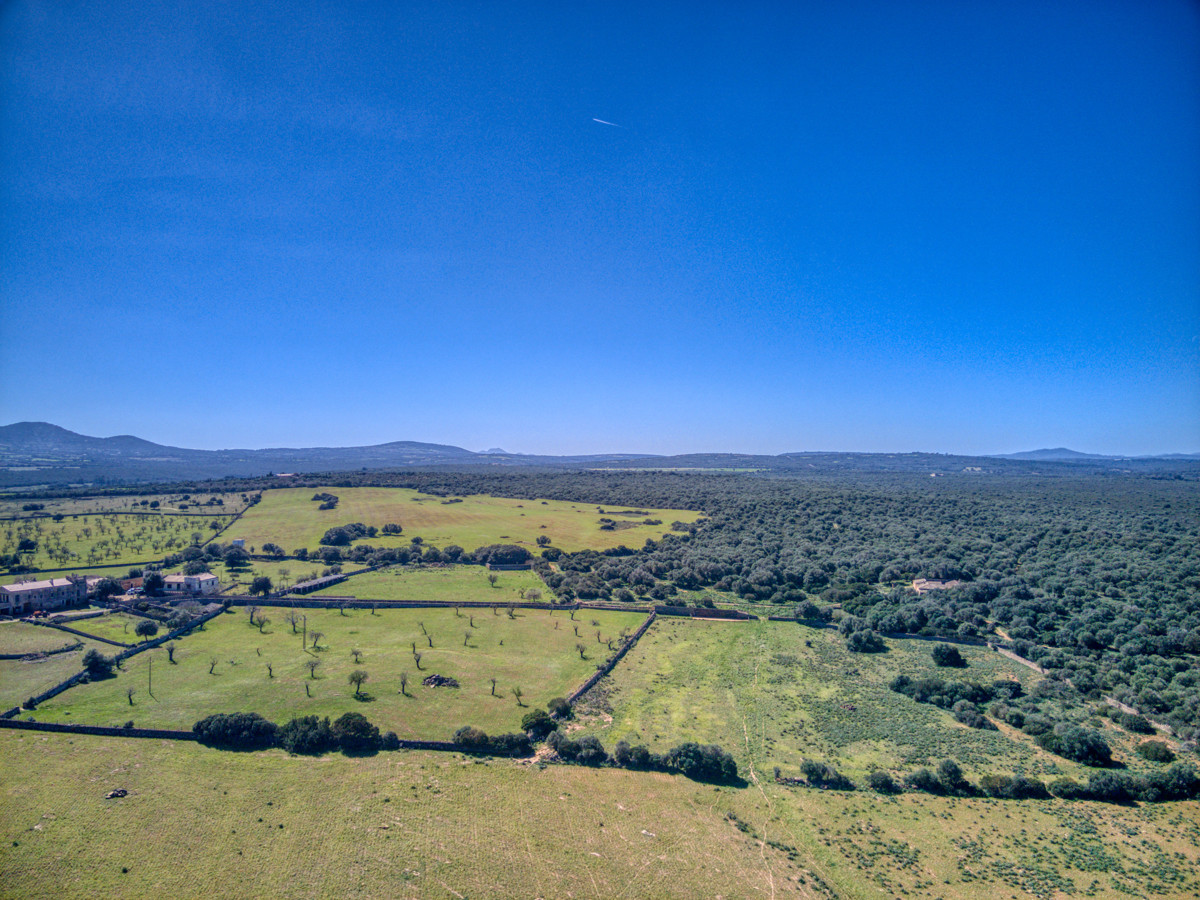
{"left": 9, "top": 465, "right": 1200, "bottom": 743}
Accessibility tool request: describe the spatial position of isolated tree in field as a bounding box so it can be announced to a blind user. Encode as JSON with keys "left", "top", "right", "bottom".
{"left": 250, "top": 576, "right": 273, "bottom": 598}
{"left": 256, "top": 616, "right": 270, "bottom": 634}
{"left": 306, "top": 659, "right": 321, "bottom": 679}
{"left": 488, "top": 574, "right": 498, "bottom": 588}
{"left": 931, "top": 644, "right": 966, "bottom": 668}
{"left": 507, "top": 604, "right": 516, "bottom": 619}
{"left": 426, "top": 635, "right": 433, "bottom": 648}
{"left": 524, "top": 588, "right": 542, "bottom": 601}
{"left": 126, "top": 688, "right": 135, "bottom": 705}
{"left": 512, "top": 686, "right": 524, "bottom": 706}
{"left": 309, "top": 631, "right": 324, "bottom": 650}
{"left": 349, "top": 670, "right": 369, "bottom": 698}
{"left": 596, "top": 630, "right": 602, "bottom": 643}
{"left": 287, "top": 610, "right": 300, "bottom": 633}
{"left": 413, "top": 651, "right": 423, "bottom": 670}
{"left": 165, "top": 642, "right": 177, "bottom": 663}
{"left": 135, "top": 619, "right": 159, "bottom": 641}
{"left": 575, "top": 643, "right": 586, "bottom": 659}
{"left": 573, "top": 625, "right": 579, "bottom": 637}
{"left": 418, "top": 621, "right": 427, "bottom": 635}
{"left": 247, "top": 605, "right": 259, "bottom": 624}
{"left": 267, "top": 663, "right": 273, "bottom": 678}
{"left": 399, "top": 672, "right": 409, "bottom": 696}
{"left": 490, "top": 677, "right": 497, "bottom": 696}
{"left": 351, "top": 648, "right": 363, "bottom": 663}
{"left": 208, "top": 657, "right": 218, "bottom": 675}
{"left": 469, "top": 615, "right": 475, "bottom": 627}
{"left": 464, "top": 631, "right": 471, "bottom": 647}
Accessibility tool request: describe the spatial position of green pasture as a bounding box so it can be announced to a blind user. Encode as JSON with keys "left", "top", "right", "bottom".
{"left": 32, "top": 605, "right": 648, "bottom": 739}
{"left": 65, "top": 613, "right": 150, "bottom": 645}
{"left": 304, "top": 563, "right": 554, "bottom": 603}
{"left": 3, "top": 730, "right": 1197, "bottom": 900}
{"left": 575, "top": 617, "right": 1111, "bottom": 782}
{"left": 232, "top": 486, "right": 703, "bottom": 554}
{"left": 1, "top": 513, "right": 231, "bottom": 571}
{"left": 0, "top": 491, "right": 249, "bottom": 519}
{"left": 0, "top": 621, "right": 88, "bottom": 655}
{"left": 0, "top": 637, "right": 114, "bottom": 710}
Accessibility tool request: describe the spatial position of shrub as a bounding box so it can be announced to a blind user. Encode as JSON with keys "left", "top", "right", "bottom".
{"left": 931, "top": 644, "right": 966, "bottom": 667}
{"left": 664, "top": 742, "right": 738, "bottom": 783}
{"left": 82, "top": 649, "right": 115, "bottom": 680}
{"left": 331, "top": 712, "right": 380, "bottom": 753}
{"left": 845, "top": 630, "right": 886, "bottom": 653}
{"left": 277, "top": 716, "right": 335, "bottom": 755}
{"left": 937, "top": 759, "right": 968, "bottom": 793}
{"left": 1136, "top": 741, "right": 1175, "bottom": 763}
{"left": 381, "top": 731, "right": 401, "bottom": 751}
{"left": 520, "top": 709, "right": 558, "bottom": 740}
{"left": 613, "top": 741, "right": 654, "bottom": 769}
{"left": 193, "top": 713, "right": 278, "bottom": 750}
{"left": 904, "top": 768, "right": 942, "bottom": 794}
{"left": 453, "top": 726, "right": 491, "bottom": 751}
{"left": 575, "top": 735, "right": 608, "bottom": 766}
{"left": 865, "top": 771, "right": 900, "bottom": 794}
{"left": 801, "top": 760, "right": 855, "bottom": 790}
{"left": 1036, "top": 726, "right": 1112, "bottom": 767}
{"left": 1116, "top": 712, "right": 1156, "bottom": 734}
{"left": 1048, "top": 778, "right": 1089, "bottom": 800}
{"left": 489, "top": 733, "right": 533, "bottom": 757}
{"left": 546, "top": 697, "right": 573, "bottom": 719}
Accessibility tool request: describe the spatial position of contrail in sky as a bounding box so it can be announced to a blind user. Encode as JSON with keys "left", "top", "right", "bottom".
{"left": 592, "top": 118, "right": 625, "bottom": 128}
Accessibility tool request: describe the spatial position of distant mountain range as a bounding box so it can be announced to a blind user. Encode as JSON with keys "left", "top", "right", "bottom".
{"left": 991, "top": 447, "right": 1200, "bottom": 461}
{"left": 0, "top": 422, "right": 1196, "bottom": 488}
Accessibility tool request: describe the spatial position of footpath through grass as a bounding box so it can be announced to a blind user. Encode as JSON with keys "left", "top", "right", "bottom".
{"left": 232, "top": 486, "right": 702, "bottom": 554}
{"left": 33, "top": 605, "right": 648, "bottom": 739}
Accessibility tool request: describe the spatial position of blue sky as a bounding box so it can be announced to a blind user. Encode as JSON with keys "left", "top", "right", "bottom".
{"left": 2, "top": 0, "right": 1198, "bottom": 455}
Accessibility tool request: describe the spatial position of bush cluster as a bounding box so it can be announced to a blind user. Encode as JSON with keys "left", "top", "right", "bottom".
{"left": 452, "top": 726, "right": 533, "bottom": 757}
{"left": 194, "top": 712, "right": 395, "bottom": 755}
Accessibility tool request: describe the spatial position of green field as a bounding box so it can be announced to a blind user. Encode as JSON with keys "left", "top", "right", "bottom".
{"left": 0, "top": 491, "right": 250, "bottom": 519}
{"left": 1, "top": 513, "right": 232, "bottom": 571}
{"left": 575, "top": 617, "right": 1130, "bottom": 784}
{"left": 65, "top": 613, "right": 151, "bottom": 646}
{"left": 0, "top": 621, "right": 89, "bottom": 655}
{"left": 32, "top": 605, "right": 648, "bottom": 739}
{"left": 232, "top": 486, "right": 703, "bottom": 554}
{"left": 2, "top": 730, "right": 1197, "bottom": 900}
{"left": 305, "top": 563, "right": 554, "bottom": 603}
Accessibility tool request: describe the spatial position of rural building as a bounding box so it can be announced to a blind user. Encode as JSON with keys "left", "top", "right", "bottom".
{"left": 1, "top": 575, "right": 88, "bottom": 615}
{"left": 162, "top": 573, "right": 220, "bottom": 595}
{"left": 912, "top": 578, "right": 964, "bottom": 594}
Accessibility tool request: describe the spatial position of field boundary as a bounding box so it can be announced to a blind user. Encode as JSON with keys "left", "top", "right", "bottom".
{"left": 567, "top": 610, "right": 657, "bottom": 705}
{"left": 0, "top": 641, "right": 82, "bottom": 661}
{"left": 29, "top": 620, "right": 131, "bottom": 648}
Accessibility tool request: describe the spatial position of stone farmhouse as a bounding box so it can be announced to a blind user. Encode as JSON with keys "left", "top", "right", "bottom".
{"left": 1, "top": 575, "right": 88, "bottom": 615}
{"left": 163, "top": 573, "right": 220, "bottom": 596}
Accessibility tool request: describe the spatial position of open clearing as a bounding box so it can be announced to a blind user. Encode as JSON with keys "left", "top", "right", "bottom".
{"left": 303, "top": 563, "right": 554, "bottom": 602}
{"left": 2, "top": 730, "right": 1196, "bottom": 900}
{"left": 0, "top": 491, "right": 250, "bottom": 519}
{"left": 575, "top": 617, "right": 1140, "bottom": 784}
{"left": 232, "top": 486, "right": 703, "bottom": 554}
{"left": 32, "top": 604, "right": 648, "bottom": 739}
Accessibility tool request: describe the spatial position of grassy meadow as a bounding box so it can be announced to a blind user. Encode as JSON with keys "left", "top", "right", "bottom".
{"left": 232, "top": 486, "right": 703, "bottom": 554}
{"left": 574, "top": 617, "right": 1139, "bottom": 784}
{"left": 2, "top": 729, "right": 1197, "bottom": 900}
{"left": 303, "top": 563, "right": 554, "bottom": 602}
{"left": 0, "top": 491, "right": 250, "bottom": 519}
{"left": 0, "top": 628, "right": 116, "bottom": 712}
{"left": 32, "top": 605, "right": 649, "bottom": 739}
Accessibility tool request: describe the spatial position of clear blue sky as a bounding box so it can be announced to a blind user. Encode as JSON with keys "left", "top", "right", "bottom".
{"left": 2, "top": 0, "right": 1198, "bottom": 455}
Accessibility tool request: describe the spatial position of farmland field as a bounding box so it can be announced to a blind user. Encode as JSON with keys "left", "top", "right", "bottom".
{"left": 574, "top": 617, "right": 1141, "bottom": 784}
{"left": 0, "top": 631, "right": 114, "bottom": 711}
{"left": 32, "top": 605, "right": 648, "bottom": 739}
{"left": 65, "top": 612, "right": 150, "bottom": 645}
{"left": 0, "top": 491, "right": 250, "bottom": 519}
{"left": 232, "top": 486, "right": 703, "bottom": 554}
{"left": 0, "top": 513, "right": 233, "bottom": 570}
{"left": 2, "top": 729, "right": 1197, "bottom": 900}
{"left": 303, "top": 563, "right": 555, "bottom": 603}
{"left": 0, "top": 620, "right": 90, "bottom": 655}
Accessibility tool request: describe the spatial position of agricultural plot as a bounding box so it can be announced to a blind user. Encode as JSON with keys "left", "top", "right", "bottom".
{"left": 576, "top": 617, "right": 1115, "bottom": 783}
{"left": 232, "top": 486, "right": 703, "bottom": 554}
{"left": 0, "top": 491, "right": 250, "bottom": 518}
{"left": 304, "top": 563, "right": 553, "bottom": 603}
{"left": 0, "top": 730, "right": 796, "bottom": 900}
{"left": 1, "top": 513, "right": 232, "bottom": 571}
{"left": 2, "top": 730, "right": 1197, "bottom": 900}
{"left": 32, "top": 605, "right": 648, "bottom": 739}
{"left": 0, "top": 637, "right": 113, "bottom": 711}
{"left": 65, "top": 613, "right": 150, "bottom": 645}
{"left": 0, "top": 621, "right": 87, "bottom": 655}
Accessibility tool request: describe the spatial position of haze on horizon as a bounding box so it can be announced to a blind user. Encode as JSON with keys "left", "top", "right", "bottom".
{"left": 2, "top": 1, "right": 1198, "bottom": 458}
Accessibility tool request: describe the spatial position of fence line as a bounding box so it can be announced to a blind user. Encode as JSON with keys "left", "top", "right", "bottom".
{"left": 567, "top": 611, "right": 658, "bottom": 705}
